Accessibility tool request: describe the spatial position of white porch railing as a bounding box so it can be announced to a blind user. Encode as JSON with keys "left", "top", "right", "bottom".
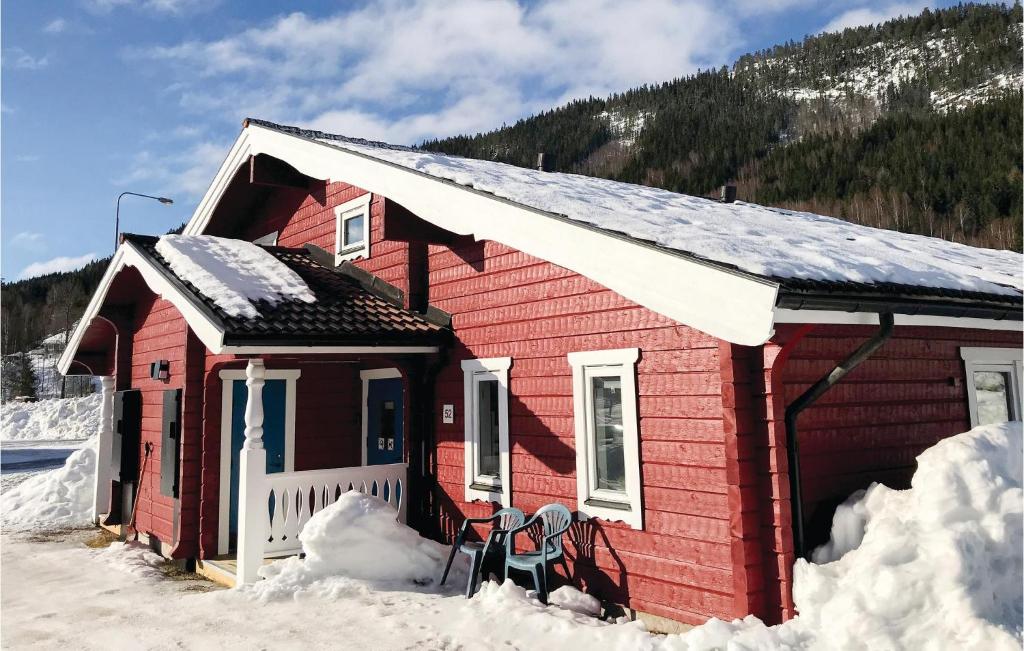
{"left": 263, "top": 463, "right": 407, "bottom": 556}
{"left": 235, "top": 359, "right": 409, "bottom": 585}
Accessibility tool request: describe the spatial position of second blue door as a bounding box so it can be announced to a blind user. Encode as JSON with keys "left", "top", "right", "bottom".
{"left": 366, "top": 377, "right": 403, "bottom": 465}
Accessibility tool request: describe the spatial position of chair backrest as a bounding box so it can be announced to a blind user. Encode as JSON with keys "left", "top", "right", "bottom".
{"left": 533, "top": 503, "right": 573, "bottom": 555}
{"left": 494, "top": 507, "right": 525, "bottom": 532}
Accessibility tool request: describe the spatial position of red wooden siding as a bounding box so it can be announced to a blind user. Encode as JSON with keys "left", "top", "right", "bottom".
{"left": 426, "top": 234, "right": 737, "bottom": 626}
{"left": 127, "top": 294, "right": 187, "bottom": 547}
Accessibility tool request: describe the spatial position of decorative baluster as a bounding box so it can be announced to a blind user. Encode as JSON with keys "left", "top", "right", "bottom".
{"left": 236, "top": 359, "right": 267, "bottom": 586}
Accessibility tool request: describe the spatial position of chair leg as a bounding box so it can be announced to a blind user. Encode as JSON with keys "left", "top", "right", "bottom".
{"left": 440, "top": 545, "right": 459, "bottom": 586}
{"left": 534, "top": 563, "right": 548, "bottom": 605}
{"left": 559, "top": 556, "right": 571, "bottom": 581}
{"left": 466, "top": 551, "right": 484, "bottom": 599}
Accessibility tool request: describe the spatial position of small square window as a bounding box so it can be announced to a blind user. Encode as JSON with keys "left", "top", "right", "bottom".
{"left": 961, "top": 347, "right": 1022, "bottom": 427}
{"left": 334, "top": 194, "right": 372, "bottom": 264}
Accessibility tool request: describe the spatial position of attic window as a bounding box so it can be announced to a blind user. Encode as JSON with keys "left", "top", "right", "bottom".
{"left": 334, "top": 194, "right": 372, "bottom": 264}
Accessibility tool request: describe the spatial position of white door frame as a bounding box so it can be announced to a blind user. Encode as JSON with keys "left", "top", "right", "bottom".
{"left": 360, "top": 368, "right": 403, "bottom": 467}
{"left": 217, "top": 368, "right": 300, "bottom": 556}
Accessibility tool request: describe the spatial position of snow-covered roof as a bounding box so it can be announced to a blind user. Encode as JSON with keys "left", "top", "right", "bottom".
{"left": 299, "top": 130, "right": 1021, "bottom": 298}
{"left": 155, "top": 235, "right": 315, "bottom": 319}
{"left": 179, "top": 119, "right": 1021, "bottom": 346}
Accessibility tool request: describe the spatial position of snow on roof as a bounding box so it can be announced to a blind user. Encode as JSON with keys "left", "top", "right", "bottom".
{"left": 155, "top": 235, "right": 315, "bottom": 319}
{"left": 305, "top": 132, "right": 1022, "bottom": 298}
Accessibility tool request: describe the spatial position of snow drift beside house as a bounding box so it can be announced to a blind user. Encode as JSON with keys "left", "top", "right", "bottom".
{"left": 673, "top": 421, "right": 1023, "bottom": 650}
{"left": 155, "top": 235, "right": 316, "bottom": 319}
{"left": 253, "top": 491, "right": 448, "bottom": 600}
{"left": 1, "top": 394, "right": 101, "bottom": 441}
{"left": 314, "top": 133, "right": 1022, "bottom": 296}
{"left": 2, "top": 441, "right": 97, "bottom": 529}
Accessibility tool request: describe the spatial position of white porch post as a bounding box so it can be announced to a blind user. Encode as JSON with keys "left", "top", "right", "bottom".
{"left": 92, "top": 376, "right": 115, "bottom": 524}
{"left": 236, "top": 359, "right": 267, "bottom": 586}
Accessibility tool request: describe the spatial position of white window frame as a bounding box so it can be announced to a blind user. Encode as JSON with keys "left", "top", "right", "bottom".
{"left": 461, "top": 357, "right": 512, "bottom": 507}
{"left": 960, "top": 347, "right": 1023, "bottom": 427}
{"left": 334, "top": 193, "right": 372, "bottom": 264}
{"left": 217, "top": 368, "right": 301, "bottom": 556}
{"left": 568, "top": 348, "right": 642, "bottom": 530}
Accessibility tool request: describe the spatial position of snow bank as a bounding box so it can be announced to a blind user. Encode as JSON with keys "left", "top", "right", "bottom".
{"left": 316, "top": 135, "right": 1022, "bottom": 296}
{"left": 2, "top": 441, "right": 96, "bottom": 530}
{"left": 254, "top": 492, "right": 448, "bottom": 600}
{"left": 672, "top": 421, "right": 1023, "bottom": 650}
{"left": 92, "top": 541, "right": 166, "bottom": 579}
{"left": 155, "top": 235, "right": 315, "bottom": 319}
{"left": 1, "top": 394, "right": 101, "bottom": 441}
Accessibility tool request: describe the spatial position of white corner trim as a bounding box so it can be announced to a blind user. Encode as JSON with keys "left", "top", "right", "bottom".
{"left": 182, "top": 125, "right": 780, "bottom": 346}
{"left": 57, "top": 241, "right": 228, "bottom": 375}
{"left": 360, "top": 368, "right": 403, "bottom": 466}
{"left": 334, "top": 193, "right": 372, "bottom": 265}
{"left": 773, "top": 308, "right": 1024, "bottom": 332}
{"left": 217, "top": 368, "right": 301, "bottom": 556}
{"left": 461, "top": 357, "right": 512, "bottom": 507}
{"left": 568, "top": 347, "right": 643, "bottom": 530}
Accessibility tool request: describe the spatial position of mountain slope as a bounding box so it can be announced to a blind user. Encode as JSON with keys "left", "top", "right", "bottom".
{"left": 421, "top": 2, "right": 1023, "bottom": 251}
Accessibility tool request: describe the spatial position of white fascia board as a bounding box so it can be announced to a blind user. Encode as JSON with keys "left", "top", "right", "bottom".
{"left": 57, "top": 242, "right": 228, "bottom": 375}
{"left": 183, "top": 130, "right": 253, "bottom": 236}
{"left": 185, "top": 125, "right": 779, "bottom": 346}
{"left": 773, "top": 308, "right": 1023, "bottom": 332}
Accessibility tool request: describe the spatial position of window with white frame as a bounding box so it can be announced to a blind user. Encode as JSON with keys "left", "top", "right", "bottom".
{"left": 568, "top": 348, "right": 642, "bottom": 529}
{"left": 334, "top": 194, "right": 372, "bottom": 264}
{"left": 461, "top": 357, "right": 511, "bottom": 506}
{"left": 961, "top": 347, "right": 1023, "bottom": 427}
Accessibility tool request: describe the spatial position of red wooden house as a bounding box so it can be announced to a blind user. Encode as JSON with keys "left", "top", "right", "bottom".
{"left": 59, "top": 118, "right": 1023, "bottom": 629}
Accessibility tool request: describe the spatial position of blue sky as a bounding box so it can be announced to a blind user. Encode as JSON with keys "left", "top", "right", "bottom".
{"left": 2, "top": 0, "right": 962, "bottom": 280}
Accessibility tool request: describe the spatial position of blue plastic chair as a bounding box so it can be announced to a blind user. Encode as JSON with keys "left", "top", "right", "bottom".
{"left": 504, "top": 503, "right": 573, "bottom": 604}
{"left": 440, "top": 507, "right": 525, "bottom": 598}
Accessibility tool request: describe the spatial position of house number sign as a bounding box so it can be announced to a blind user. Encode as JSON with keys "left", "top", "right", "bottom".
{"left": 442, "top": 404, "right": 454, "bottom": 424}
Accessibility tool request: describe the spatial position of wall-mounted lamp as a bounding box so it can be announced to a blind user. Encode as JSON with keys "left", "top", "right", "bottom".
{"left": 150, "top": 360, "right": 170, "bottom": 381}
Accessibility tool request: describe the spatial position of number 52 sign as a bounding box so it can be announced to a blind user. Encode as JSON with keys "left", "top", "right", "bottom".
{"left": 442, "top": 404, "right": 455, "bottom": 424}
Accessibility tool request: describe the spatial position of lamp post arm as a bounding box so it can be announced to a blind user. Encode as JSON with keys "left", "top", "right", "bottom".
{"left": 114, "top": 192, "right": 174, "bottom": 252}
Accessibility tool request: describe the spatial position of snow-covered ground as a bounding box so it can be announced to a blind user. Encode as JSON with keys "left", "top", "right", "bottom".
{"left": 1, "top": 394, "right": 101, "bottom": 442}
{"left": 1, "top": 407, "right": 1020, "bottom": 649}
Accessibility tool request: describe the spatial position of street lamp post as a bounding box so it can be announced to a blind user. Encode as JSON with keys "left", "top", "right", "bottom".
{"left": 115, "top": 191, "right": 174, "bottom": 251}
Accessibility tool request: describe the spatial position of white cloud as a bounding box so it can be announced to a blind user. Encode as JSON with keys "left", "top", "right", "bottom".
{"left": 133, "top": 0, "right": 739, "bottom": 144}
{"left": 3, "top": 48, "right": 50, "bottom": 70}
{"left": 10, "top": 232, "right": 46, "bottom": 252}
{"left": 19, "top": 253, "right": 98, "bottom": 279}
{"left": 822, "top": 2, "right": 928, "bottom": 33}
{"left": 14, "top": 155, "right": 41, "bottom": 163}
{"left": 86, "top": 0, "right": 219, "bottom": 15}
{"left": 43, "top": 18, "right": 68, "bottom": 34}
{"left": 114, "top": 140, "right": 227, "bottom": 198}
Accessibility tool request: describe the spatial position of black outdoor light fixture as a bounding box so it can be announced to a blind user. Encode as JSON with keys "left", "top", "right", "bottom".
{"left": 150, "top": 360, "right": 170, "bottom": 381}
{"left": 114, "top": 191, "right": 174, "bottom": 251}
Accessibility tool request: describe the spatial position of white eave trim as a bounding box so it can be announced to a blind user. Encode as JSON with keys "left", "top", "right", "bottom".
{"left": 57, "top": 241, "right": 228, "bottom": 375}
{"left": 773, "top": 308, "right": 1023, "bottom": 332}
{"left": 182, "top": 125, "right": 780, "bottom": 346}
{"left": 219, "top": 345, "right": 439, "bottom": 355}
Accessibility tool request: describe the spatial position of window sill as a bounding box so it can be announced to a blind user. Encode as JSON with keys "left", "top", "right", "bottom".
{"left": 585, "top": 497, "right": 631, "bottom": 511}
{"left": 578, "top": 496, "right": 643, "bottom": 529}
{"left": 470, "top": 481, "right": 502, "bottom": 493}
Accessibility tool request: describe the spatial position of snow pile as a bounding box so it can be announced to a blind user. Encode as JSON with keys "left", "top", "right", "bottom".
{"left": 549, "top": 585, "right": 603, "bottom": 617}
{"left": 92, "top": 541, "right": 166, "bottom": 580}
{"left": 155, "top": 235, "right": 315, "bottom": 319}
{"left": 1, "top": 394, "right": 101, "bottom": 441}
{"left": 787, "top": 420, "right": 1023, "bottom": 650}
{"left": 2, "top": 441, "right": 97, "bottom": 530}
{"left": 254, "top": 491, "right": 448, "bottom": 600}
{"left": 312, "top": 134, "right": 1022, "bottom": 296}
{"left": 671, "top": 421, "right": 1023, "bottom": 650}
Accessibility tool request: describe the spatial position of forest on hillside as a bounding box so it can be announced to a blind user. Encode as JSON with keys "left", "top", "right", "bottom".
{"left": 422, "top": 3, "right": 1023, "bottom": 251}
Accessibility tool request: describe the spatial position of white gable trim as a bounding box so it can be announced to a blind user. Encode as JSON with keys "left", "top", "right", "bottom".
{"left": 57, "top": 241, "right": 228, "bottom": 375}
{"left": 183, "top": 125, "right": 780, "bottom": 346}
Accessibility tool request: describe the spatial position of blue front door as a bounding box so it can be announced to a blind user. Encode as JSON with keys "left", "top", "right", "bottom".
{"left": 229, "top": 378, "right": 287, "bottom": 547}
{"left": 366, "top": 377, "right": 403, "bottom": 465}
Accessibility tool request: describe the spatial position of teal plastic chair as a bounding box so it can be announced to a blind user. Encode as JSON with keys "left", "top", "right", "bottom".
{"left": 504, "top": 503, "right": 573, "bottom": 604}
{"left": 440, "top": 507, "right": 525, "bottom": 598}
